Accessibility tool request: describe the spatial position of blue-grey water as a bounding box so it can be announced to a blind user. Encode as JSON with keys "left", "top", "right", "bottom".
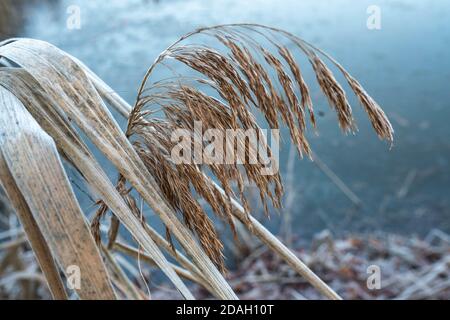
{"left": 4, "top": 0, "right": 450, "bottom": 238}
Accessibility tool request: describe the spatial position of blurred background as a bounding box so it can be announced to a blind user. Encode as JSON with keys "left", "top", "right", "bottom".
{"left": 0, "top": 0, "right": 449, "bottom": 299}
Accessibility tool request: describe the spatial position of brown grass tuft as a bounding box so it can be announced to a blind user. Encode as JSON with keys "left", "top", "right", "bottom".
{"left": 98, "top": 24, "right": 394, "bottom": 271}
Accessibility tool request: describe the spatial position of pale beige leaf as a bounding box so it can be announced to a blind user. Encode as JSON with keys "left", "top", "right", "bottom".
{"left": 0, "top": 68, "right": 194, "bottom": 300}
{"left": 0, "top": 156, "right": 67, "bottom": 300}
{"left": 0, "top": 86, "right": 116, "bottom": 300}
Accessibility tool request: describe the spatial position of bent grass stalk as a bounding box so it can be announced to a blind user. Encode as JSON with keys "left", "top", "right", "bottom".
{"left": 0, "top": 24, "right": 393, "bottom": 300}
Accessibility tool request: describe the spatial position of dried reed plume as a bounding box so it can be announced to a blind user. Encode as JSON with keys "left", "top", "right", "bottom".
{"left": 94, "top": 24, "right": 394, "bottom": 272}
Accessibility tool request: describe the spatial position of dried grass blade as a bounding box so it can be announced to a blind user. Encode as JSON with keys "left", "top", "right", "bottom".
{"left": 0, "top": 86, "right": 116, "bottom": 299}
{"left": 114, "top": 241, "right": 215, "bottom": 293}
{"left": 101, "top": 246, "right": 143, "bottom": 300}
{"left": 0, "top": 153, "right": 67, "bottom": 300}
{"left": 0, "top": 68, "right": 195, "bottom": 300}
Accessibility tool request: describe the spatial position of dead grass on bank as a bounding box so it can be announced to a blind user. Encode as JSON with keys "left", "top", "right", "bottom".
{"left": 151, "top": 230, "right": 450, "bottom": 300}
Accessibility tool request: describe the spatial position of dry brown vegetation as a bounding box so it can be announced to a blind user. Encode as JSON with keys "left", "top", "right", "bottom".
{"left": 151, "top": 230, "right": 450, "bottom": 300}
{"left": 0, "top": 24, "right": 392, "bottom": 300}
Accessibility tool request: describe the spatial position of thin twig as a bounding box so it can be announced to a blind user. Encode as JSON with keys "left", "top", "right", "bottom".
{"left": 311, "top": 151, "right": 362, "bottom": 206}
